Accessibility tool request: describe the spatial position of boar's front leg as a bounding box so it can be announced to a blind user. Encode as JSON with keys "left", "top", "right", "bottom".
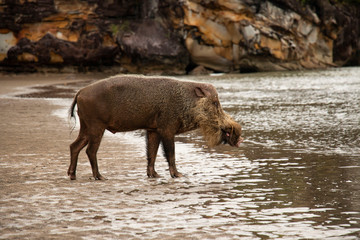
{"left": 160, "top": 131, "right": 183, "bottom": 178}
{"left": 146, "top": 130, "right": 161, "bottom": 178}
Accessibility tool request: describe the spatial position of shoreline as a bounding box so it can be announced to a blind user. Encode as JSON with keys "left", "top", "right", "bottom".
{"left": 1, "top": 71, "right": 359, "bottom": 239}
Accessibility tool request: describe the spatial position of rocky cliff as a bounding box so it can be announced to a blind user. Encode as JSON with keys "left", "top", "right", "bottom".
{"left": 0, "top": 0, "right": 359, "bottom": 74}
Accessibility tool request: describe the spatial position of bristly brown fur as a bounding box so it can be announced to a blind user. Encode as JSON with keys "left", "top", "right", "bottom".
{"left": 193, "top": 98, "right": 238, "bottom": 147}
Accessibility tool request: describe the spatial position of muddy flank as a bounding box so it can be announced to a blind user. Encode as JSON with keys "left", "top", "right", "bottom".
{"left": 1, "top": 70, "right": 360, "bottom": 239}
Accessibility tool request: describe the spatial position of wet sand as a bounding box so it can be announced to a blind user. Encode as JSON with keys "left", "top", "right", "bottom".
{"left": 0, "top": 74, "right": 240, "bottom": 239}
{"left": 0, "top": 95, "right": 175, "bottom": 239}
{"left": 1, "top": 71, "right": 359, "bottom": 239}
{"left": 0, "top": 74, "right": 146, "bottom": 239}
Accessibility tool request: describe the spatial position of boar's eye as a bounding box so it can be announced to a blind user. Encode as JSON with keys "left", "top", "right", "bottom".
{"left": 213, "top": 101, "right": 219, "bottom": 107}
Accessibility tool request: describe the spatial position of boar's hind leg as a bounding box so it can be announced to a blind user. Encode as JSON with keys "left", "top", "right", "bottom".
{"left": 86, "top": 128, "right": 106, "bottom": 180}
{"left": 160, "top": 133, "right": 183, "bottom": 178}
{"left": 69, "top": 123, "right": 89, "bottom": 180}
{"left": 146, "top": 130, "right": 161, "bottom": 178}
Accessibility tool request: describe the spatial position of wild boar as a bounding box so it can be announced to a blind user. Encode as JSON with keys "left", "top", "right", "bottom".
{"left": 68, "top": 75, "right": 243, "bottom": 180}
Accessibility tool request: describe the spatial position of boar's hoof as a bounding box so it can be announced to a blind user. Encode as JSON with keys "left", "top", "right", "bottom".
{"left": 170, "top": 170, "right": 183, "bottom": 178}
{"left": 147, "top": 172, "right": 161, "bottom": 178}
{"left": 147, "top": 167, "right": 160, "bottom": 178}
{"left": 93, "top": 173, "right": 106, "bottom": 180}
{"left": 68, "top": 171, "right": 76, "bottom": 180}
{"left": 147, "top": 170, "right": 160, "bottom": 178}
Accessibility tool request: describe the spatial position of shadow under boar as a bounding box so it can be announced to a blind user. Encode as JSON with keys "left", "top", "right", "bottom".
{"left": 68, "top": 75, "right": 243, "bottom": 180}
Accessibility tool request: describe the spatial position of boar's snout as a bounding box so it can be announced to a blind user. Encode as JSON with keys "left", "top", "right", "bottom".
{"left": 194, "top": 94, "right": 243, "bottom": 148}
{"left": 221, "top": 123, "right": 243, "bottom": 147}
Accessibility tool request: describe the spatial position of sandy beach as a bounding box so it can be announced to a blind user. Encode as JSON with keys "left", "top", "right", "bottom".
{"left": 0, "top": 74, "right": 156, "bottom": 239}
{"left": 1, "top": 71, "right": 359, "bottom": 239}
{"left": 0, "top": 73, "right": 240, "bottom": 239}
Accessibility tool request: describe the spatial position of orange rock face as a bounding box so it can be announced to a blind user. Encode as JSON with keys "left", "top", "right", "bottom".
{"left": 181, "top": 0, "right": 339, "bottom": 72}
{"left": 0, "top": 0, "right": 359, "bottom": 73}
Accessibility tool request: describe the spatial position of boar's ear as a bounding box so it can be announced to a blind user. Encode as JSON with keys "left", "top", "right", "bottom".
{"left": 194, "top": 87, "right": 211, "bottom": 98}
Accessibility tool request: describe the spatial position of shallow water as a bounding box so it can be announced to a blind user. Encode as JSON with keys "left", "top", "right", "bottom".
{"left": 0, "top": 68, "right": 359, "bottom": 239}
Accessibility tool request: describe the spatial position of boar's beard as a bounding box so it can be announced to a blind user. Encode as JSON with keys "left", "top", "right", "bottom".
{"left": 193, "top": 99, "right": 235, "bottom": 148}
{"left": 197, "top": 119, "right": 223, "bottom": 148}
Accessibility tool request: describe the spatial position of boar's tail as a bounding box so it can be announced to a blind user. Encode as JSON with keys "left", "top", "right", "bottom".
{"left": 69, "top": 93, "right": 78, "bottom": 119}
{"left": 69, "top": 92, "right": 79, "bottom": 133}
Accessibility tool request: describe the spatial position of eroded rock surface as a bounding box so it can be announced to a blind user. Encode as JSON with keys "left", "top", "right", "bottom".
{"left": 0, "top": 0, "right": 359, "bottom": 73}
{"left": 181, "top": 0, "right": 359, "bottom": 72}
